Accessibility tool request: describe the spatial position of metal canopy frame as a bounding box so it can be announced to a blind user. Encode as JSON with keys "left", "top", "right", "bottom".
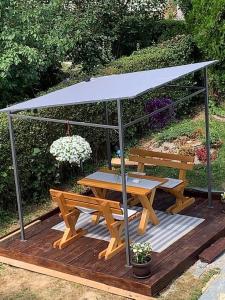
{"left": 6, "top": 67, "right": 212, "bottom": 267}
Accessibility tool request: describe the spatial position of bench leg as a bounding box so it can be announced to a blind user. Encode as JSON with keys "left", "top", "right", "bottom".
{"left": 166, "top": 188, "right": 195, "bottom": 214}
{"left": 98, "top": 222, "right": 125, "bottom": 260}
{"left": 91, "top": 212, "right": 102, "bottom": 225}
{"left": 53, "top": 209, "right": 87, "bottom": 249}
{"left": 99, "top": 237, "right": 126, "bottom": 260}
{"left": 138, "top": 208, "right": 150, "bottom": 235}
{"left": 167, "top": 196, "right": 195, "bottom": 214}
{"left": 53, "top": 228, "right": 87, "bottom": 249}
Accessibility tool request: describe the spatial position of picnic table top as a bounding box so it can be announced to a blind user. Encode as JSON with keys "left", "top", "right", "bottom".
{"left": 77, "top": 170, "right": 167, "bottom": 196}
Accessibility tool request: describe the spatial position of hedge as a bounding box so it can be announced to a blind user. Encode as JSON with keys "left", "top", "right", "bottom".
{"left": 101, "top": 35, "right": 195, "bottom": 74}
{"left": 100, "top": 35, "right": 200, "bottom": 117}
{"left": 0, "top": 35, "right": 197, "bottom": 211}
{"left": 113, "top": 18, "right": 187, "bottom": 57}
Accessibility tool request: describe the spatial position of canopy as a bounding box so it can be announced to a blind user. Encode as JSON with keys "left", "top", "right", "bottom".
{"left": 1, "top": 61, "right": 216, "bottom": 113}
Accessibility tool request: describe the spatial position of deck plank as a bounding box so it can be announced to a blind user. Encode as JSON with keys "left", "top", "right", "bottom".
{"left": 1, "top": 193, "right": 225, "bottom": 296}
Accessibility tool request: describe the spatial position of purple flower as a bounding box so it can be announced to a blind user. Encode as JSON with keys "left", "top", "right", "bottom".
{"left": 145, "top": 98, "right": 175, "bottom": 129}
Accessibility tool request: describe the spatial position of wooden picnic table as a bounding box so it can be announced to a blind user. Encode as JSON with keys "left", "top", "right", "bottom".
{"left": 77, "top": 170, "right": 167, "bottom": 235}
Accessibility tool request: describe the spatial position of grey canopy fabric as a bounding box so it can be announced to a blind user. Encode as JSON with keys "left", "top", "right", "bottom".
{"left": 1, "top": 61, "right": 217, "bottom": 113}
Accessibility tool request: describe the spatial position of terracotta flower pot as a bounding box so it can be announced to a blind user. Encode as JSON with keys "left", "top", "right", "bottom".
{"left": 132, "top": 258, "right": 151, "bottom": 279}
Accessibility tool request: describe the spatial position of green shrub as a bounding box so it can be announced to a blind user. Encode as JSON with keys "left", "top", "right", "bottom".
{"left": 101, "top": 35, "right": 200, "bottom": 117}
{"left": 113, "top": 18, "right": 187, "bottom": 57}
{"left": 188, "top": 0, "right": 225, "bottom": 102}
{"left": 100, "top": 35, "right": 195, "bottom": 74}
{"left": 0, "top": 35, "right": 197, "bottom": 211}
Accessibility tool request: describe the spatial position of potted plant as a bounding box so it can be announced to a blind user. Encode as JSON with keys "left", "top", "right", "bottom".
{"left": 221, "top": 192, "right": 225, "bottom": 213}
{"left": 131, "top": 242, "right": 152, "bottom": 279}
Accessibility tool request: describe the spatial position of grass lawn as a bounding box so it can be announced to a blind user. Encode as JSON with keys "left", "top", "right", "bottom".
{"left": 0, "top": 260, "right": 219, "bottom": 300}
{"left": 0, "top": 200, "right": 56, "bottom": 237}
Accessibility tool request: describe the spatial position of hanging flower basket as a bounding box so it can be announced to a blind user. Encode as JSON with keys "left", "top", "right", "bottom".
{"left": 50, "top": 135, "right": 92, "bottom": 166}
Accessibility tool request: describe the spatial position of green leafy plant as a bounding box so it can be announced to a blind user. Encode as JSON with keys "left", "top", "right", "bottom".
{"left": 131, "top": 242, "right": 152, "bottom": 264}
{"left": 113, "top": 18, "right": 187, "bottom": 57}
{"left": 188, "top": 0, "right": 225, "bottom": 102}
{"left": 209, "top": 100, "right": 225, "bottom": 117}
{"left": 201, "top": 131, "right": 222, "bottom": 147}
{"left": 0, "top": 0, "right": 78, "bottom": 108}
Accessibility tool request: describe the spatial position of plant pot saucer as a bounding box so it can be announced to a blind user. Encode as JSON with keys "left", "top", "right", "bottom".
{"left": 132, "top": 272, "right": 151, "bottom": 279}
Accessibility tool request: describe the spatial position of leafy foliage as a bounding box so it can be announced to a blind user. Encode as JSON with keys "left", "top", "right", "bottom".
{"left": 100, "top": 35, "right": 195, "bottom": 74}
{"left": 175, "top": 0, "right": 192, "bottom": 16}
{"left": 0, "top": 0, "right": 171, "bottom": 108}
{"left": 64, "top": 0, "right": 167, "bottom": 71}
{"left": 209, "top": 100, "right": 225, "bottom": 117}
{"left": 188, "top": 0, "right": 225, "bottom": 102}
{"left": 145, "top": 98, "right": 176, "bottom": 129}
{"left": 0, "top": 0, "right": 77, "bottom": 108}
{"left": 113, "top": 18, "right": 187, "bottom": 57}
{"left": 131, "top": 242, "right": 152, "bottom": 264}
{"left": 0, "top": 35, "right": 196, "bottom": 211}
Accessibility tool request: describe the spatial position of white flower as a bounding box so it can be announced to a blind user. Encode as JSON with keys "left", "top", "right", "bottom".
{"left": 131, "top": 242, "right": 152, "bottom": 264}
{"left": 50, "top": 135, "right": 92, "bottom": 166}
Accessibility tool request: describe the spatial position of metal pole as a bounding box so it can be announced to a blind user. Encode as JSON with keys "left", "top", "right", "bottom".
{"left": 9, "top": 113, "right": 118, "bottom": 130}
{"left": 8, "top": 112, "right": 26, "bottom": 240}
{"left": 124, "top": 88, "right": 205, "bottom": 128}
{"left": 105, "top": 103, "right": 112, "bottom": 169}
{"left": 117, "top": 99, "right": 131, "bottom": 267}
{"left": 204, "top": 68, "right": 213, "bottom": 208}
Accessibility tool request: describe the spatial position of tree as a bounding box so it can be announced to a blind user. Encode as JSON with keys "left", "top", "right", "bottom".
{"left": 0, "top": 0, "right": 167, "bottom": 107}
{"left": 0, "top": 0, "right": 75, "bottom": 108}
{"left": 67, "top": 0, "right": 167, "bottom": 71}
{"left": 188, "top": 0, "right": 225, "bottom": 101}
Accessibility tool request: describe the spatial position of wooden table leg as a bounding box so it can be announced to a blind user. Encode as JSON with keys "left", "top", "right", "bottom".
{"left": 91, "top": 187, "right": 105, "bottom": 198}
{"left": 128, "top": 194, "right": 140, "bottom": 206}
{"left": 137, "top": 189, "right": 159, "bottom": 235}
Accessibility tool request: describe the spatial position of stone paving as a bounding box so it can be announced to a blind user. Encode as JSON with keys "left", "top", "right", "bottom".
{"left": 189, "top": 252, "right": 225, "bottom": 300}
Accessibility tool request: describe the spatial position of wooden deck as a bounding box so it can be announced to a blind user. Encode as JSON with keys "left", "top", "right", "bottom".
{"left": 0, "top": 192, "right": 225, "bottom": 298}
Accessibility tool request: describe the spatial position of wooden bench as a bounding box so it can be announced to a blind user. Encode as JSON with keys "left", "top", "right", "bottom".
{"left": 127, "top": 148, "right": 195, "bottom": 213}
{"left": 50, "top": 189, "right": 139, "bottom": 260}
{"left": 111, "top": 157, "right": 153, "bottom": 168}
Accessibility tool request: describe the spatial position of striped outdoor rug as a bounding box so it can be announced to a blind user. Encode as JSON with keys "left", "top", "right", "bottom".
{"left": 52, "top": 208, "right": 204, "bottom": 253}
